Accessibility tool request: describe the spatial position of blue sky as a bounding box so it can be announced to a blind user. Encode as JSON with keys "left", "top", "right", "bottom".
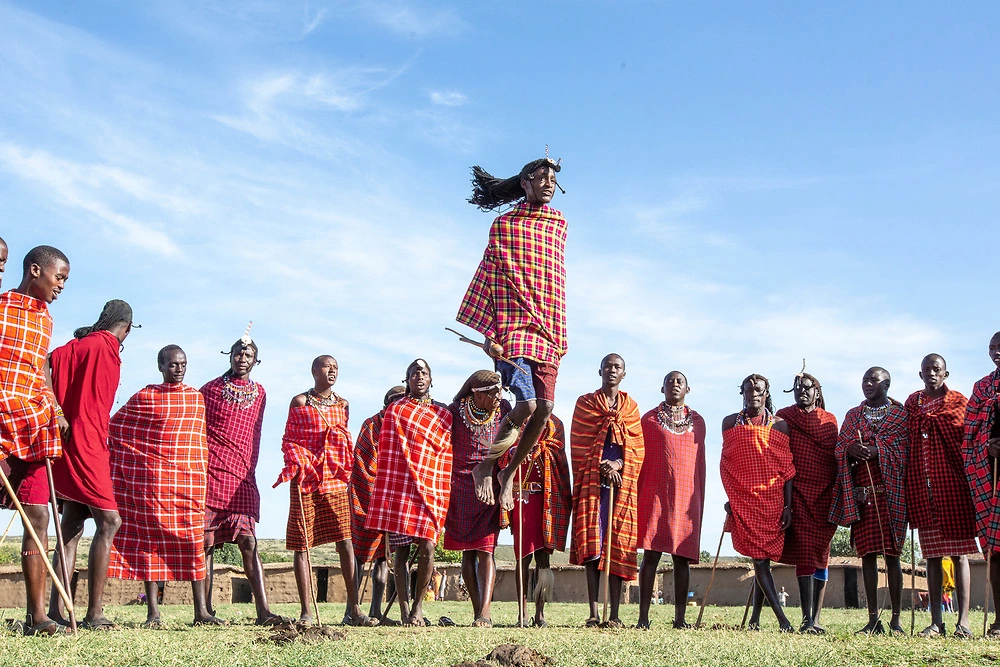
{"left": 2, "top": 1, "right": 998, "bottom": 552}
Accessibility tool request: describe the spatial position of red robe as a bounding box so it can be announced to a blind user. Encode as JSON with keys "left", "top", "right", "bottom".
{"left": 350, "top": 411, "right": 385, "bottom": 563}
{"left": 721, "top": 423, "right": 795, "bottom": 561}
{"left": 274, "top": 399, "right": 352, "bottom": 495}
{"left": 963, "top": 371, "right": 1000, "bottom": 550}
{"left": 49, "top": 330, "right": 122, "bottom": 510}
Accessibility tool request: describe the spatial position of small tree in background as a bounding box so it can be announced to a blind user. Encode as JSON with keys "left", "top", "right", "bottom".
{"left": 828, "top": 526, "right": 921, "bottom": 564}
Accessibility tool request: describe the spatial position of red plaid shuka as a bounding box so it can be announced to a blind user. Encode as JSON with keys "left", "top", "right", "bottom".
{"left": 49, "top": 330, "right": 122, "bottom": 511}
{"left": 365, "top": 397, "right": 453, "bottom": 542}
{"left": 350, "top": 411, "right": 386, "bottom": 563}
{"left": 963, "top": 370, "right": 1000, "bottom": 550}
{"left": 500, "top": 415, "right": 573, "bottom": 553}
{"left": 829, "top": 401, "right": 909, "bottom": 554}
{"left": 273, "top": 398, "right": 352, "bottom": 495}
{"left": 569, "top": 391, "right": 644, "bottom": 580}
{"left": 456, "top": 202, "right": 567, "bottom": 366}
{"left": 444, "top": 399, "right": 510, "bottom": 549}
{"left": 0, "top": 290, "right": 60, "bottom": 462}
{"left": 775, "top": 405, "right": 840, "bottom": 569}
{"left": 904, "top": 388, "right": 975, "bottom": 540}
{"left": 200, "top": 376, "right": 265, "bottom": 519}
{"left": 721, "top": 424, "right": 795, "bottom": 561}
{"left": 637, "top": 406, "right": 707, "bottom": 561}
{"left": 108, "top": 383, "right": 208, "bottom": 581}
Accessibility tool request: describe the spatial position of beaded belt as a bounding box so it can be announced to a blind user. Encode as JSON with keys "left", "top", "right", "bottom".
{"left": 853, "top": 485, "right": 885, "bottom": 506}
{"left": 519, "top": 482, "right": 543, "bottom": 495}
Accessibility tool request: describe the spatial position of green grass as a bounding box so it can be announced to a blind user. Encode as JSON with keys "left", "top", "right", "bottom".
{"left": 3, "top": 602, "right": 1000, "bottom": 666}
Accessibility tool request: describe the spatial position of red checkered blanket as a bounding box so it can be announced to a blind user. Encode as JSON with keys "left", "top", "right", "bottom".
{"left": 964, "top": 371, "right": 1000, "bottom": 549}
{"left": 274, "top": 400, "right": 352, "bottom": 495}
{"left": 350, "top": 411, "right": 385, "bottom": 563}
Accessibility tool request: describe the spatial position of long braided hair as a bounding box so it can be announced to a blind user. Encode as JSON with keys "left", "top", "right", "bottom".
{"left": 468, "top": 157, "right": 562, "bottom": 211}
{"left": 739, "top": 373, "right": 774, "bottom": 414}
{"left": 784, "top": 371, "right": 826, "bottom": 410}
{"left": 74, "top": 299, "right": 133, "bottom": 339}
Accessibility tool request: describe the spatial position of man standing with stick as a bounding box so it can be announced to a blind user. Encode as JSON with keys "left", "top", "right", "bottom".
{"left": 963, "top": 331, "right": 1000, "bottom": 636}
{"left": 830, "top": 367, "right": 909, "bottom": 636}
{"left": 569, "top": 354, "right": 644, "bottom": 628}
{"left": 0, "top": 245, "right": 71, "bottom": 636}
{"left": 456, "top": 155, "right": 568, "bottom": 513}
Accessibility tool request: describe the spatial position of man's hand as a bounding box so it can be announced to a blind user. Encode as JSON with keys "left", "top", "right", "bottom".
{"left": 483, "top": 338, "right": 504, "bottom": 359}
{"left": 988, "top": 437, "right": 1000, "bottom": 459}
{"left": 847, "top": 442, "right": 876, "bottom": 461}
{"left": 57, "top": 415, "right": 70, "bottom": 439}
{"left": 724, "top": 502, "right": 731, "bottom": 515}
{"left": 600, "top": 459, "right": 623, "bottom": 487}
{"left": 780, "top": 506, "right": 792, "bottom": 531}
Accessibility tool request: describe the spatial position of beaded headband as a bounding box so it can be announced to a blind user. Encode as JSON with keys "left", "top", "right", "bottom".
{"left": 471, "top": 382, "right": 502, "bottom": 393}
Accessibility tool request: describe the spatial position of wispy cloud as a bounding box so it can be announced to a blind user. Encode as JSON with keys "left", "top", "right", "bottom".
{"left": 362, "top": 2, "right": 466, "bottom": 38}
{"left": 428, "top": 90, "right": 468, "bottom": 107}
{"left": 300, "top": 5, "right": 327, "bottom": 38}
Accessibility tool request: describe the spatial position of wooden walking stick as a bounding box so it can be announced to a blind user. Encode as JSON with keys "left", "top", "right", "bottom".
{"left": 695, "top": 518, "right": 727, "bottom": 628}
{"left": 910, "top": 528, "right": 916, "bottom": 635}
{"left": 860, "top": 430, "right": 889, "bottom": 623}
{"left": 0, "top": 511, "right": 17, "bottom": 545}
{"left": 0, "top": 463, "right": 76, "bottom": 632}
{"left": 740, "top": 576, "right": 756, "bottom": 629}
{"left": 601, "top": 483, "right": 615, "bottom": 625}
{"left": 516, "top": 466, "right": 525, "bottom": 627}
{"left": 45, "top": 459, "right": 77, "bottom": 634}
{"left": 296, "top": 483, "right": 322, "bottom": 626}
{"left": 985, "top": 458, "right": 997, "bottom": 636}
{"left": 444, "top": 328, "right": 529, "bottom": 376}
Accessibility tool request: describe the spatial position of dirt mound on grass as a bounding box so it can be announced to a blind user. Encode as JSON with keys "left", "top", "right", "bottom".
{"left": 257, "top": 621, "right": 347, "bottom": 645}
{"left": 451, "top": 643, "right": 555, "bottom": 667}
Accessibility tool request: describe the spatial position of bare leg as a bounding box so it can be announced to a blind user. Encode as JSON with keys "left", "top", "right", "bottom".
{"left": 368, "top": 557, "right": 387, "bottom": 620}
{"left": 472, "top": 400, "right": 534, "bottom": 506}
{"left": 461, "top": 550, "right": 481, "bottom": 619}
{"left": 812, "top": 577, "right": 827, "bottom": 630}
{"left": 292, "top": 550, "right": 313, "bottom": 623}
{"left": 584, "top": 560, "right": 600, "bottom": 623}
{"left": 515, "top": 553, "right": 532, "bottom": 626}
{"left": 82, "top": 507, "right": 120, "bottom": 623}
{"left": 22, "top": 504, "right": 53, "bottom": 628}
{"left": 672, "top": 555, "right": 691, "bottom": 627}
{"left": 953, "top": 555, "right": 971, "bottom": 631}
{"left": 748, "top": 578, "right": 765, "bottom": 629}
{"left": 886, "top": 554, "right": 903, "bottom": 631}
{"left": 637, "top": 550, "right": 661, "bottom": 628}
{"left": 144, "top": 581, "right": 161, "bottom": 623}
{"left": 406, "top": 539, "right": 435, "bottom": 625}
{"left": 859, "top": 553, "right": 881, "bottom": 632}
{"left": 752, "top": 559, "right": 792, "bottom": 631}
{"left": 192, "top": 577, "right": 218, "bottom": 623}
{"left": 49, "top": 500, "right": 88, "bottom": 622}
{"left": 496, "top": 402, "right": 553, "bottom": 511}
{"left": 336, "top": 539, "right": 364, "bottom": 621}
{"left": 796, "top": 575, "right": 814, "bottom": 630}
{"left": 205, "top": 547, "right": 215, "bottom": 616}
{"left": 236, "top": 535, "right": 275, "bottom": 622}
{"left": 475, "top": 550, "right": 496, "bottom": 623}
{"left": 533, "top": 551, "right": 550, "bottom": 625}
{"left": 393, "top": 547, "right": 412, "bottom": 623}
{"left": 609, "top": 574, "right": 624, "bottom": 622}
{"left": 926, "top": 556, "right": 944, "bottom": 631}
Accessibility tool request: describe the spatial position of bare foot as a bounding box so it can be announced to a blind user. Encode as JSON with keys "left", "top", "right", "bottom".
{"left": 472, "top": 458, "right": 496, "bottom": 505}
{"left": 498, "top": 472, "right": 515, "bottom": 512}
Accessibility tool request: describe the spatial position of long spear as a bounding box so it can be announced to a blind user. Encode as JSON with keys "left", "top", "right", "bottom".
{"left": 444, "top": 328, "right": 529, "bottom": 376}
{"left": 695, "top": 518, "right": 727, "bottom": 627}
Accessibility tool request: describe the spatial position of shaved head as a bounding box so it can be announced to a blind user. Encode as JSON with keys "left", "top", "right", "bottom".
{"left": 921, "top": 353, "right": 946, "bottom": 370}
{"left": 312, "top": 354, "right": 336, "bottom": 371}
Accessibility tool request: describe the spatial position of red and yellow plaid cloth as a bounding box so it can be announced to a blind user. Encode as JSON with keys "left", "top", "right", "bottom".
{"left": 200, "top": 376, "right": 265, "bottom": 519}
{"left": 273, "top": 400, "right": 352, "bottom": 495}
{"left": 108, "top": 383, "right": 208, "bottom": 581}
{"left": 721, "top": 424, "right": 795, "bottom": 561}
{"left": 350, "top": 411, "right": 386, "bottom": 563}
{"left": 0, "top": 290, "right": 60, "bottom": 462}
{"left": 964, "top": 370, "right": 1000, "bottom": 550}
{"left": 569, "top": 391, "right": 644, "bottom": 580}
{"left": 829, "top": 401, "right": 909, "bottom": 554}
{"left": 456, "top": 202, "right": 568, "bottom": 366}
{"left": 365, "top": 398, "right": 453, "bottom": 542}
{"left": 775, "top": 405, "right": 839, "bottom": 569}
{"left": 500, "top": 415, "right": 573, "bottom": 552}
{"left": 904, "top": 388, "right": 975, "bottom": 539}
{"left": 637, "top": 406, "right": 707, "bottom": 561}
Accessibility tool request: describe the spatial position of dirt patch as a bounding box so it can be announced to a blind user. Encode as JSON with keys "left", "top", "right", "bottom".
{"left": 257, "top": 621, "right": 348, "bottom": 645}
{"left": 451, "top": 643, "right": 555, "bottom": 667}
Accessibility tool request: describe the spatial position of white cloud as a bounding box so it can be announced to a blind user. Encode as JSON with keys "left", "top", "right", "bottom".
{"left": 363, "top": 2, "right": 465, "bottom": 38}
{"left": 428, "top": 90, "right": 468, "bottom": 107}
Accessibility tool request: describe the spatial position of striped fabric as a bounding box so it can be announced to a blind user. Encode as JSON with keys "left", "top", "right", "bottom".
{"left": 721, "top": 424, "right": 795, "bottom": 561}
{"left": 365, "top": 397, "right": 453, "bottom": 543}
{"left": 108, "top": 383, "right": 208, "bottom": 581}
{"left": 286, "top": 481, "right": 351, "bottom": 551}
{"left": 829, "top": 402, "right": 909, "bottom": 554}
{"left": 569, "top": 391, "right": 644, "bottom": 580}
{"left": 456, "top": 202, "right": 568, "bottom": 366}
{"left": 0, "top": 290, "right": 60, "bottom": 462}
{"left": 200, "top": 376, "right": 265, "bottom": 519}
{"left": 637, "top": 406, "right": 707, "bottom": 560}
{"left": 775, "top": 405, "right": 840, "bottom": 570}
{"left": 501, "top": 415, "right": 573, "bottom": 555}
{"left": 350, "top": 411, "right": 386, "bottom": 563}
{"left": 274, "top": 399, "right": 352, "bottom": 495}
{"left": 904, "top": 388, "right": 976, "bottom": 540}
{"left": 963, "top": 370, "right": 1000, "bottom": 551}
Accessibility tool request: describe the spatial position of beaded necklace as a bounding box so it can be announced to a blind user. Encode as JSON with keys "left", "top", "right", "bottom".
{"left": 459, "top": 395, "right": 499, "bottom": 435}
{"left": 862, "top": 401, "right": 890, "bottom": 423}
{"left": 917, "top": 392, "right": 945, "bottom": 414}
{"left": 735, "top": 408, "right": 774, "bottom": 427}
{"left": 222, "top": 375, "right": 260, "bottom": 409}
{"left": 305, "top": 388, "right": 340, "bottom": 410}
{"left": 656, "top": 402, "right": 693, "bottom": 434}
{"left": 409, "top": 394, "right": 433, "bottom": 405}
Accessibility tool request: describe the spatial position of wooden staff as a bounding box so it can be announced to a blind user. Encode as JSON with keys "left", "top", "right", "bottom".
{"left": 381, "top": 543, "right": 420, "bottom": 619}
{"left": 0, "top": 463, "right": 76, "bottom": 629}
{"left": 740, "top": 576, "right": 756, "bottom": 629}
{"left": 45, "top": 459, "right": 77, "bottom": 634}
{"left": 0, "top": 511, "right": 16, "bottom": 545}
{"left": 695, "top": 518, "right": 727, "bottom": 627}
{"left": 358, "top": 559, "right": 372, "bottom": 606}
{"left": 601, "top": 483, "right": 615, "bottom": 625}
{"left": 910, "top": 528, "right": 916, "bottom": 635}
{"left": 860, "top": 430, "right": 888, "bottom": 621}
{"left": 296, "top": 483, "right": 322, "bottom": 626}
{"left": 516, "top": 466, "right": 524, "bottom": 628}
{"left": 985, "top": 458, "right": 997, "bottom": 636}
{"left": 444, "top": 328, "right": 529, "bottom": 376}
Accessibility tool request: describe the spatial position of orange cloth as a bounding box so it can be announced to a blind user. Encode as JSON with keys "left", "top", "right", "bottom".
{"left": 569, "top": 391, "right": 644, "bottom": 580}
{"left": 721, "top": 424, "right": 795, "bottom": 560}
